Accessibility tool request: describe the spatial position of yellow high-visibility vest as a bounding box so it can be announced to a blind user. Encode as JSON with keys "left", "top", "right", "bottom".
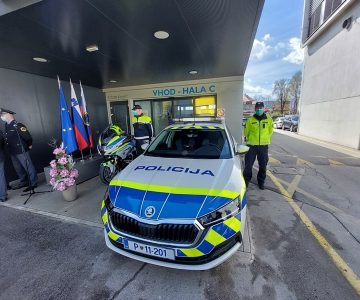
{"left": 244, "top": 115, "right": 273, "bottom": 145}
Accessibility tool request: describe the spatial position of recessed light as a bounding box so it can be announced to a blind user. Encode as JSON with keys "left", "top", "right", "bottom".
{"left": 154, "top": 31, "right": 169, "bottom": 39}
{"left": 33, "top": 57, "right": 48, "bottom": 63}
{"left": 86, "top": 45, "right": 99, "bottom": 52}
{"left": 109, "top": 80, "right": 117, "bottom": 83}
{"left": 189, "top": 70, "right": 198, "bottom": 75}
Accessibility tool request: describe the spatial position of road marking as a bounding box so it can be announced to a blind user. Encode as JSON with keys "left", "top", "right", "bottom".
{"left": 0, "top": 202, "right": 103, "bottom": 229}
{"left": 296, "top": 158, "right": 315, "bottom": 168}
{"left": 269, "top": 156, "right": 281, "bottom": 165}
{"left": 267, "top": 170, "right": 360, "bottom": 296}
{"left": 275, "top": 177, "right": 360, "bottom": 227}
{"left": 274, "top": 130, "right": 360, "bottom": 159}
{"left": 286, "top": 174, "right": 302, "bottom": 198}
{"left": 329, "top": 159, "right": 345, "bottom": 166}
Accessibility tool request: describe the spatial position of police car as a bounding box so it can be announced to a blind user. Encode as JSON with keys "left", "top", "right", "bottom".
{"left": 101, "top": 120, "right": 249, "bottom": 270}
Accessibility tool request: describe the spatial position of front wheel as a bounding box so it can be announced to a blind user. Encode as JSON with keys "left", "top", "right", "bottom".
{"left": 99, "top": 164, "right": 117, "bottom": 185}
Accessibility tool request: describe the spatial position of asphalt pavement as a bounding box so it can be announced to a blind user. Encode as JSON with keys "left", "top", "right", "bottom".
{"left": 0, "top": 131, "right": 359, "bottom": 300}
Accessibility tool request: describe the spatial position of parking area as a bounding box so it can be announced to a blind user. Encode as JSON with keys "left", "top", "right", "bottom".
{"left": 1, "top": 132, "right": 359, "bottom": 299}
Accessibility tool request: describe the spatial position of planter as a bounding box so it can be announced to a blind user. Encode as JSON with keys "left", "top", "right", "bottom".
{"left": 62, "top": 184, "right": 78, "bottom": 201}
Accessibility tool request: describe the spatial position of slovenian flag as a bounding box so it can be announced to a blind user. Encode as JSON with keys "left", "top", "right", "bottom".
{"left": 57, "top": 77, "right": 77, "bottom": 154}
{"left": 70, "top": 79, "right": 89, "bottom": 151}
{"left": 79, "top": 81, "right": 94, "bottom": 148}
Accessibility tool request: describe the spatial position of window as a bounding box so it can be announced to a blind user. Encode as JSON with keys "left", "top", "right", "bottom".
{"left": 194, "top": 96, "right": 216, "bottom": 117}
{"left": 134, "top": 96, "right": 217, "bottom": 134}
{"left": 145, "top": 128, "right": 231, "bottom": 159}
{"left": 173, "top": 99, "right": 193, "bottom": 119}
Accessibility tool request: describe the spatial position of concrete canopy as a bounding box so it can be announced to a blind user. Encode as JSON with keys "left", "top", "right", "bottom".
{"left": 0, "top": 0, "right": 264, "bottom": 88}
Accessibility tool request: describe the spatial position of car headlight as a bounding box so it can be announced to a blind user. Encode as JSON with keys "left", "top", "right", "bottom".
{"left": 198, "top": 197, "right": 240, "bottom": 226}
{"left": 104, "top": 190, "right": 114, "bottom": 211}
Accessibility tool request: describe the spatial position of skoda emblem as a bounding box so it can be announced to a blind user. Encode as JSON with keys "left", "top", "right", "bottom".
{"left": 145, "top": 206, "right": 156, "bottom": 218}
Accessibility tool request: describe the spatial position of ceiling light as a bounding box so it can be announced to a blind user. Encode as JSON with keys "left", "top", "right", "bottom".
{"left": 154, "top": 31, "right": 169, "bottom": 39}
{"left": 109, "top": 80, "right": 117, "bottom": 83}
{"left": 189, "top": 70, "right": 198, "bottom": 75}
{"left": 33, "top": 57, "right": 48, "bottom": 63}
{"left": 86, "top": 45, "right": 99, "bottom": 52}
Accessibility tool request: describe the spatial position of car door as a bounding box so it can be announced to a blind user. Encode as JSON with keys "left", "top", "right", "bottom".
{"left": 283, "top": 117, "right": 290, "bottom": 128}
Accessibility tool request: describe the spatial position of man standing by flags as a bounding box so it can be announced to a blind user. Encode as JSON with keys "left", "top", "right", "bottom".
{"left": 70, "top": 79, "right": 89, "bottom": 152}
{"left": 79, "top": 81, "right": 93, "bottom": 149}
{"left": 1, "top": 108, "right": 38, "bottom": 192}
{"left": 0, "top": 129, "right": 7, "bottom": 201}
{"left": 58, "top": 77, "right": 77, "bottom": 154}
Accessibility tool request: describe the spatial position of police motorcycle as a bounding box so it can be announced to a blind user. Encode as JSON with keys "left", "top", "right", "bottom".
{"left": 97, "top": 124, "right": 137, "bottom": 184}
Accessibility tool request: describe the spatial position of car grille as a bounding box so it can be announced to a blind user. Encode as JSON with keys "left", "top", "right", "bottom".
{"left": 110, "top": 211, "right": 199, "bottom": 244}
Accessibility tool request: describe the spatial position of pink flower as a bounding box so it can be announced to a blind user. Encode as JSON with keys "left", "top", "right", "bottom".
{"left": 53, "top": 147, "right": 65, "bottom": 155}
{"left": 57, "top": 182, "right": 67, "bottom": 191}
{"left": 50, "top": 160, "right": 57, "bottom": 168}
{"left": 70, "top": 169, "right": 79, "bottom": 178}
{"left": 60, "top": 169, "right": 70, "bottom": 178}
{"left": 49, "top": 169, "right": 58, "bottom": 177}
{"left": 50, "top": 178, "right": 56, "bottom": 186}
{"left": 64, "top": 178, "right": 76, "bottom": 187}
{"left": 58, "top": 157, "right": 68, "bottom": 165}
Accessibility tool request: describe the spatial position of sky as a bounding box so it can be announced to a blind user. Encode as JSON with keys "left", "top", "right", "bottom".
{"left": 245, "top": 0, "right": 305, "bottom": 99}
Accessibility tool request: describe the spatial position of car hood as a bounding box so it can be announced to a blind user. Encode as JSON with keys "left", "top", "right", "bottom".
{"left": 108, "top": 155, "right": 244, "bottom": 220}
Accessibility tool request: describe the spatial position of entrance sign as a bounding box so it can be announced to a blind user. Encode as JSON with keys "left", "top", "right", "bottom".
{"left": 152, "top": 84, "right": 216, "bottom": 97}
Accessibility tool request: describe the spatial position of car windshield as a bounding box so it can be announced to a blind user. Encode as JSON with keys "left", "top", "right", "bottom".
{"left": 145, "top": 128, "right": 232, "bottom": 159}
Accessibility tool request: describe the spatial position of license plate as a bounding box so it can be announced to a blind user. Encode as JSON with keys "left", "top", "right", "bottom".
{"left": 123, "top": 239, "right": 175, "bottom": 260}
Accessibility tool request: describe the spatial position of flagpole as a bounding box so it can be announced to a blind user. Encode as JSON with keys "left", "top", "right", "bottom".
{"left": 80, "top": 150, "right": 84, "bottom": 162}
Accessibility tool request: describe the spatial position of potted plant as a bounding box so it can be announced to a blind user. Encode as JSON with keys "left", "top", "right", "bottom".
{"left": 49, "top": 146, "right": 79, "bottom": 201}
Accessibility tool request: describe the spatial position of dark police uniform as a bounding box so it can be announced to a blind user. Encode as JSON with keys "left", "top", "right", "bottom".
{"left": 3, "top": 113, "right": 38, "bottom": 188}
{"left": 132, "top": 105, "right": 153, "bottom": 154}
{"left": 0, "top": 130, "right": 7, "bottom": 201}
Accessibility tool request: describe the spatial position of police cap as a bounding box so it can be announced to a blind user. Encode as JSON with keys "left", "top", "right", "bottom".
{"left": 132, "top": 104, "right": 142, "bottom": 110}
{"left": 255, "top": 102, "right": 264, "bottom": 109}
{"left": 0, "top": 108, "right": 15, "bottom": 115}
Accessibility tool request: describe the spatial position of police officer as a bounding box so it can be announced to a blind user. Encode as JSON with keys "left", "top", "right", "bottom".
{"left": 0, "top": 129, "right": 7, "bottom": 202}
{"left": 0, "top": 108, "right": 38, "bottom": 192}
{"left": 243, "top": 102, "right": 273, "bottom": 190}
{"left": 131, "top": 105, "right": 153, "bottom": 154}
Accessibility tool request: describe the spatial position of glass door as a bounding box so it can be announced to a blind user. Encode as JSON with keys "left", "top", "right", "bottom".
{"left": 109, "top": 101, "right": 130, "bottom": 134}
{"left": 152, "top": 100, "right": 172, "bottom": 134}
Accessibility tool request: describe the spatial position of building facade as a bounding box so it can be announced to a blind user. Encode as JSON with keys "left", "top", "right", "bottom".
{"left": 299, "top": 0, "right": 360, "bottom": 149}
{"left": 104, "top": 77, "right": 244, "bottom": 142}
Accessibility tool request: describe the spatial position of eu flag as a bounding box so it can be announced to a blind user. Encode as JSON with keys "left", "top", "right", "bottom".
{"left": 57, "top": 77, "right": 77, "bottom": 154}
{"left": 70, "top": 79, "right": 89, "bottom": 151}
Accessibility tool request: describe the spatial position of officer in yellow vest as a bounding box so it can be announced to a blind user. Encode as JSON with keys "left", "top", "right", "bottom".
{"left": 131, "top": 105, "right": 153, "bottom": 154}
{"left": 243, "top": 102, "right": 273, "bottom": 189}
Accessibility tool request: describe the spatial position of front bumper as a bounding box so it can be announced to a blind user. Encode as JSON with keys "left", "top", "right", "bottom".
{"left": 101, "top": 201, "right": 243, "bottom": 270}
{"left": 104, "top": 230, "right": 240, "bottom": 270}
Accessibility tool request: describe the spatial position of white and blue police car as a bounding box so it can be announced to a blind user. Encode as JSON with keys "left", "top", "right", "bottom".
{"left": 101, "top": 121, "right": 249, "bottom": 270}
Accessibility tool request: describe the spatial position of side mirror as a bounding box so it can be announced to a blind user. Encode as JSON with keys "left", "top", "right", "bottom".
{"left": 236, "top": 144, "right": 249, "bottom": 155}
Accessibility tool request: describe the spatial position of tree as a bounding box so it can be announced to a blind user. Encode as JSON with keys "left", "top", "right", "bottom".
{"left": 288, "top": 71, "right": 302, "bottom": 114}
{"left": 273, "top": 79, "right": 290, "bottom": 115}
